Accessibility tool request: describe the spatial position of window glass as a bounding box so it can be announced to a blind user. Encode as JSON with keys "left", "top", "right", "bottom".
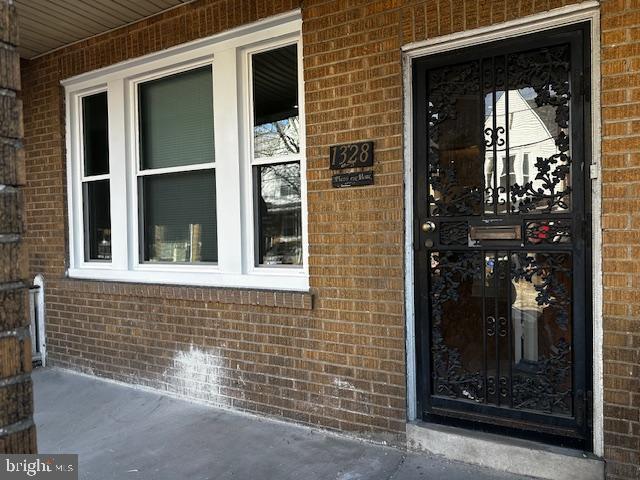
{"left": 252, "top": 45, "right": 299, "bottom": 158}
{"left": 82, "top": 92, "right": 109, "bottom": 176}
{"left": 255, "top": 162, "right": 302, "bottom": 265}
{"left": 142, "top": 171, "right": 217, "bottom": 263}
{"left": 83, "top": 179, "right": 111, "bottom": 260}
{"left": 69, "top": 31, "right": 306, "bottom": 284}
{"left": 139, "top": 66, "right": 214, "bottom": 170}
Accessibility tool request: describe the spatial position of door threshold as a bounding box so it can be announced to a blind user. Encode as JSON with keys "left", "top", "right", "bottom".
{"left": 407, "top": 421, "right": 604, "bottom": 480}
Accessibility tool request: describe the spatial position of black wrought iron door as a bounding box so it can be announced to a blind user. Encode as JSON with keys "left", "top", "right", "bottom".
{"left": 413, "top": 24, "right": 591, "bottom": 446}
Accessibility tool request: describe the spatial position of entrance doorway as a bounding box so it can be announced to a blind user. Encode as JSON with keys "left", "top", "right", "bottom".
{"left": 412, "top": 23, "right": 592, "bottom": 447}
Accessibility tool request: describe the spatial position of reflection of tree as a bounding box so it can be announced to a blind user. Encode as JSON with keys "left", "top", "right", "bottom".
{"left": 255, "top": 114, "right": 302, "bottom": 266}
{"left": 254, "top": 116, "right": 300, "bottom": 157}
{"left": 258, "top": 162, "right": 302, "bottom": 266}
{"left": 275, "top": 118, "right": 299, "bottom": 154}
{"left": 261, "top": 162, "right": 300, "bottom": 198}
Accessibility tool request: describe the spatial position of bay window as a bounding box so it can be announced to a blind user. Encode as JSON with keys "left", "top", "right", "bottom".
{"left": 64, "top": 14, "right": 307, "bottom": 290}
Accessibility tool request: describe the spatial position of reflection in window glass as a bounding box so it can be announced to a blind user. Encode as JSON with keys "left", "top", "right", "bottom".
{"left": 252, "top": 44, "right": 299, "bottom": 158}
{"left": 255, "top": 162, "right": 302, "bottom": 265}
{"left": 82, "top": 91, "right": 111, "bottom": 262}
{"left": 83, "top": 179, "right": 111, "bottom": 260}
{"left": 142, "top": 171, "right": 217, "bottom": 263}
{"left": 499, "top": 155, "right": 516, "bottom": 191}
{"left": 82, "top": 92, "right": 109, "bottom": 177}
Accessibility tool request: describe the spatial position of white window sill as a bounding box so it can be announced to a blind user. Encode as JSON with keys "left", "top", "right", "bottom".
{"left": 67, "top": 267, "right": 309, "bottom": 291}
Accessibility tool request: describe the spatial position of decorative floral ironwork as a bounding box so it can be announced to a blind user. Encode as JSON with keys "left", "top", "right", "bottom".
{"left": 427, "top": 61, "right": 483, "bottom": 216}
{"left": 525, "top": 220, "right": 572, "bottom": 244}
{"left": 439, "top": 222, "right": 468, "bottom": 246}
{"left": 511, "top": 252, "right": 572, "bottom": 330}
{"left": 430, "top": 251, "right": 484, "bottom": 401}
{"left": 508, "top": 45, "right": 572, "bottom": 213}
{"left": 512, "top": 338, "right": 572, "bottom": 414}
{"left": 423, "top": 42, "right": 582, "bottom": 429}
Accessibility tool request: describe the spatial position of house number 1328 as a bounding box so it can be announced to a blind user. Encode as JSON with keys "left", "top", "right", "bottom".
{"left": 329, "top": 141, "right": 374, "bottom": 170}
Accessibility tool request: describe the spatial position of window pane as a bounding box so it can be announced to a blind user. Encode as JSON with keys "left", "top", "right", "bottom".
{"left": 83, "top": 179, "right": 111, "bottom": 261}
{"left": 255, "top": 162, "right": 302, "bottom": 265}
{"left": 82, "top": 92, "right": 109, "bottom": 176}
{"left": 142, "top": 170, "right": 217, "bottom": 263}
{"left": 252, "top": 44, "right": 299, "bottom": 158}
{"left": 139, "top": 66, "right": 214, "bottom": 170}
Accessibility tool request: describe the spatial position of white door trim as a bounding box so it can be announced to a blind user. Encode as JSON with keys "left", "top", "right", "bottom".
{"left": 402, "top": 1, "right": 603, "bottom": 456}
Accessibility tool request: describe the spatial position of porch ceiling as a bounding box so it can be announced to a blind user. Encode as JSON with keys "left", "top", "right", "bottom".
{"left": 15, "top": 0, "right": 193, "bottom": 59}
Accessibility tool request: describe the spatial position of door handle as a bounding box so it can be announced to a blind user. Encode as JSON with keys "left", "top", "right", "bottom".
{"left": 421, "top": 221, "right": 436, "bottom": 233}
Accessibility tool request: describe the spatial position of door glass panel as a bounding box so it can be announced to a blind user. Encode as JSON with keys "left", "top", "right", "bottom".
{"left": 430, "top": 251, "right": 485, "bottom": 401}
{"left": 427, "top": 61, "right": 483, "bottom": 216}
{"left": 511, "top": 252, "right": 573, "bottom": 415}
{"left": 507, "top": 45, "right": 571, "bottom": 213}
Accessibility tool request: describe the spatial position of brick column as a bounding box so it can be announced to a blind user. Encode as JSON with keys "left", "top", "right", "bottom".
{"left": 0, "top": 0, "right": 36, "bottom": 454}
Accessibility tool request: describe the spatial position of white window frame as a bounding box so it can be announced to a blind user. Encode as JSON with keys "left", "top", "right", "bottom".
{"left": 63, "top": 11, "right": 308, "bottom": 291}
{"left": 239, "top": 36, "right": 308, "bottom": 277}
{"left": 129, "top": 58, "right": 219, "bottom": 273}
{"left": 73, "top": 85, "right": 112, "bottom": 268}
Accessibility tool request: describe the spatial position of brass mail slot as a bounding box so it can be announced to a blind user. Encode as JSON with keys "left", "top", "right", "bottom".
{"left": 469, "top": 225, "right": 521, "bottom": 241}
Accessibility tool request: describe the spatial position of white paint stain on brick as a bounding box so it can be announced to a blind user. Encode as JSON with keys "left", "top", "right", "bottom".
{"left": 163, "top": 344, "right": 229, "bottom": 407}
{"left": 333, "top": 378, "right": 357, "bottom": 391}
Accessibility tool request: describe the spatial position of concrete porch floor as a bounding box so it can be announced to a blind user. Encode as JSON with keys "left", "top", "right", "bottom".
{"left": 33, "top": 368, "right": 531, "bottom": 480}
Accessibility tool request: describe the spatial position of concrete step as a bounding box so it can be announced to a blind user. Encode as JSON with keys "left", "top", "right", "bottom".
{"left": 407, "top": 421, "right": 605, "bottom": 480}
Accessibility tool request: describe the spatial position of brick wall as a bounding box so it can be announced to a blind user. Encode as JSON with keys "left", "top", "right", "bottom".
{"left": 600, "top": 1, "right": 640, "bottom": 478}
{"left": 21, "top": 0, "right": 408, "bottom": 443}
{"left": 18, "top": 0, "right": 640, "bottom": 477}
{"left": 0, "top": 0, "right": 36, "bottom": 455}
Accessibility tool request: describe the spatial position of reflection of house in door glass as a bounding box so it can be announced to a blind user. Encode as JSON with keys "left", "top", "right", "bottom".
{"left": 484, "top": 87, "right": 568, "bottom": 211}
{"left": 484, "top": 86, "right": 571, "bottom": 370}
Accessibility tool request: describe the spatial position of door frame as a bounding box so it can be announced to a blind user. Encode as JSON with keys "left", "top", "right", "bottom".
{"left": 402, "top": 1, "right": 603, "bottom": 455}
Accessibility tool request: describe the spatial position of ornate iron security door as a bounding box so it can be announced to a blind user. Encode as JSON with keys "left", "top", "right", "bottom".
{"left": 413, "top": 25, "right": 591, "bottom": 445}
